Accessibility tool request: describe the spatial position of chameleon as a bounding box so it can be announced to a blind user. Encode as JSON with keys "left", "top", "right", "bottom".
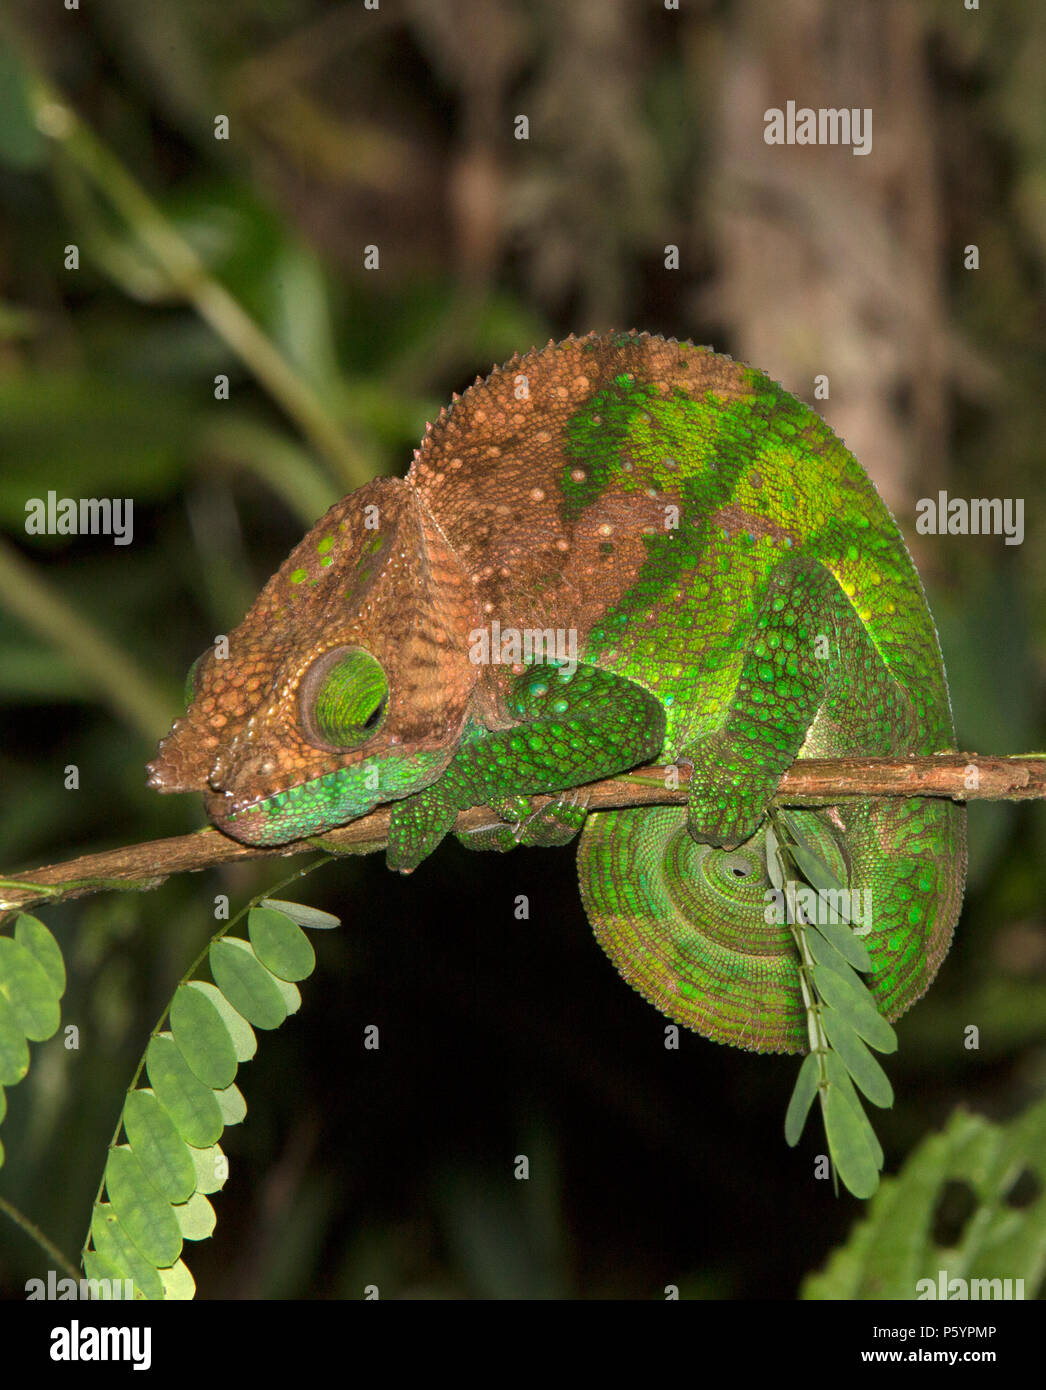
{"left": 148, "top": 331, "right": 966, "bottom": 1053}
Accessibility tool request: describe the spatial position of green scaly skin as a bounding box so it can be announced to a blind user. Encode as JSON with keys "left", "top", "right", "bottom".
{"left": 149, "top": 332, "right": 966, "bottom": 1054}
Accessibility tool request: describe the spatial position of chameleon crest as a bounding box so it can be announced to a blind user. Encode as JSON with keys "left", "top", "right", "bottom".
{"left": 150, "top": 331, "right": 966, "bottom": 1053}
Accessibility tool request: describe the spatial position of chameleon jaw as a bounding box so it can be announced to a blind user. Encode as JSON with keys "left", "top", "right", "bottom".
{"left": 202, "top": 748, "right": 452, "bottom": 847}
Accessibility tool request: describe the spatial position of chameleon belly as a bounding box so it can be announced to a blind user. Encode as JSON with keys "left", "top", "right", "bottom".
{"left": 150, "top": 332, "right": 966, "bottom": 1057}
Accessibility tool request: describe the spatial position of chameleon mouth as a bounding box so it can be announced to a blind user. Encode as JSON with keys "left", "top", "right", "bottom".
{"left": 202, "top": 747, "right": 451, "bottom": 847}
{"left": 146, "top": 714, "right": 219, "bottom": 793}
{"left": 202, "top": 775, "right": 369, "bottom": 846}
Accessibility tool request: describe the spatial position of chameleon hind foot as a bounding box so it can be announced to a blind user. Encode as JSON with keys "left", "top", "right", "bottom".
{"left": 678, "top": 736, "right": 778, "bottom": 850}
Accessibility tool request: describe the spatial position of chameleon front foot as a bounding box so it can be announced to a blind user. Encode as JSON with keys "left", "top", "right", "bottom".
{"left": 386, "top": 786, "right": 458, "bottom": 873}
{"left": 455, "top": 789, "right": 590, "bottom": 853}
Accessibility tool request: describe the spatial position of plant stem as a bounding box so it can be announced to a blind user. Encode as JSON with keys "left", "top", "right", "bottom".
{"left": 0, "top": 1195, "right": 81, "bottom": 1282}
{"left": 0, "top": 538, "right": 173, "bottom": 740}
{"left": 25, "top": 71, "right": 371, "bottom": 493}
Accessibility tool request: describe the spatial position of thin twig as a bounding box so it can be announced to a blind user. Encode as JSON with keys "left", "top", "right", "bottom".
{"left": 2, "top": 753, "right": 1042, "bottom": 915}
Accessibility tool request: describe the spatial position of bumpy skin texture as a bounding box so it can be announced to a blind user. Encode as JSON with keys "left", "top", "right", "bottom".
{"left": 149, "top": 332, "right": 966, "bottom": 1053}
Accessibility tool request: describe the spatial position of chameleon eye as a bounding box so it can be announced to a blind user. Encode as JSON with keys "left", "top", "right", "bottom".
{"left": 300, "top": 646, "right": 388, "bottom": 749}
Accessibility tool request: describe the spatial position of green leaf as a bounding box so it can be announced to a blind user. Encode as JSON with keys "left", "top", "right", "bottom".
{"left": 209, "top": 938, "right": 288, "bottom": 1029}
{"left": 81, "top": 1248, "right": 134, "bottom": 1298}
{"left": 169, "top": 983, "right": 238, "bottom": 1089}
{"left": 122, "top": 1089, "right": 196, "bottom": 1204}
{"left": 187, "top": 980, "right": 256, "bottom": 1062}
{"left": 0, "top": 936, "right": 61, "bottom": 1041}
{"left": 788, "top": 844, "right": 845, "bottom": 895}
{"left": 172, "top": 1192, "right": 216, "bottom": 1242}
{"left": 90, "top": 1204, "right": 162, "bottom": 1300}
{"left": 808, "top": 914, "right": 873, "bottom": 972}
{"left": 812, "top": 965, "right": 898, "bottom": 1054}
{"left": 215, "top": 1082, "right": 246, "bottom": 1127}
{"left": 145, "top": 1034, "right": 224, "bottom": 1148}
{"left": 189, "top": 1143, "right": 228, "bottom": 1195}
{"left": 805, "top": 930, "right": 868, "bottom": 994}
{"left": 103, "top": 1146, "right": 182, "bottom": 1269}
{"left": 785, "top": 1052, "right": 820, "bottom": 1147}
{"left": 821, "top": 1008, "right": 894, "bottom": 1108}
{"left": 823, "top": 1053, "right": 882, "bottom": 1199}
{"left": 159, "top": 1261, "right": 196, "bottom": 1300}
{"left": 0, "top": 994, "right": 29, "bottom": 1086}
{"left": 85, "top": 887, "right": 325, "bottom": 1298}
{"left": 14, "top": 914, "right": 66, "bottom": 996}
{"left": 269, "top": 972, "right": 302, "bottom": 1017}
{"left": 260, "top": 898, "right": 341, "bottom": 930}
{"left": 248, "top": 906, "right": 316, "bottom": 981}
{"left": 764, "top": 823, "right": 785, "bottom": 891}
{"left": 779, "top": 811, "right": 846, "bottom": 890}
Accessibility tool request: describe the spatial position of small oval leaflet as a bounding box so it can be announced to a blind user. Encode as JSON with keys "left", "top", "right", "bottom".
{"left": 811, "top": 964, "right": 897, "bottom": 1054}
{"left": 259, "top": 899, "right": 341, "bottom": 931}
{"left": 0, "top": 936, "right": 60, "bottom": 1042}
{"left": 121, "top": 1088, "right": 196, "bottom": 1204}
{"left": 823, "top": 1052, "right": 883, "bottom": 1199}
{"left": 248, "top": 906, "right": 316, "bottom": 981}
{"left": 104, "top": 1144, "right": 183, "bottom": 1269}
{"left": 208, "top": 938, "right": 288, "bottom": 1030}
{"left": 14, "top": 914, "right": 66, "bottom": 996}
{"left": 90, "top": 1204, "right": 163, "bottom": 1301}
{"left": 784, "top": 1051, "right": 820, "bottom": 1147}
{"left": 820, "top": 1007, "right": 894, "bottom": 1109}
{"left": 186, "top": 980, "right": 257, "bottom": 1063}
{"left": 145, "top": 1033, "right": 224, "bottom": 1148}
{"left": 170, "top": 984, "right": 238, "bottom": 1090}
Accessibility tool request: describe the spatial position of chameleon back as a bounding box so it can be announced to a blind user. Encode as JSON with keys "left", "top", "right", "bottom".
{"left": 412, "top": 332, "right": 966, "bottom": 1053}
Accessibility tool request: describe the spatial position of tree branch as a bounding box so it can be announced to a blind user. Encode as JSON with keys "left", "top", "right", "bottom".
{"left": 2, "top": 753, "right": 1042, "bottom": 916}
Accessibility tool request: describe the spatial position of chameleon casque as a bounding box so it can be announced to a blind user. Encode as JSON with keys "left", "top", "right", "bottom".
{"left": 149, "top": 332, "right": 966, "bottom": 1054}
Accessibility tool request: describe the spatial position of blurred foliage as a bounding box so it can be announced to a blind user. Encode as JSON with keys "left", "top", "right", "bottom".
{"left": 0, "top": 0, "right": 1043, "bottom": 1299}
{"left": 803, "top": 1093, "right": 1046, "bottom": 1300}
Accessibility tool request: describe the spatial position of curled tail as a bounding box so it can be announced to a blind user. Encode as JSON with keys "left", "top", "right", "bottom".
{"left": 577, "top": 797, "right": 965, "bottom": 1054}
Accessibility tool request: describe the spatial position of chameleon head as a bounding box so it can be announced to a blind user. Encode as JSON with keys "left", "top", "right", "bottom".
{"left": 147, "top": 477, "right": 481, "bottom": 846}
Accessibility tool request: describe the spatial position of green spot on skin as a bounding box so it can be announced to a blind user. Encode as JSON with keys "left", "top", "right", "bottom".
{"left": 290, "top": 568, "right": 307, "bottom": 584}
{"left": 317, "top": 536, "right": 334, "bottom": 554}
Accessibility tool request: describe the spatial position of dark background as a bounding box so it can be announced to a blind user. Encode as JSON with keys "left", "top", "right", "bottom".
{"left": 0, "top": 0, "right": 1044, "bottom": 1299}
